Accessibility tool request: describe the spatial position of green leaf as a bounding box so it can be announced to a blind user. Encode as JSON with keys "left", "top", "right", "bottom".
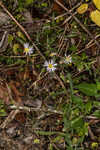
{"left": 96, "top": 81, "right": 100, "bottom": 90}
{"left": 69, "top": 45, "right": 77, "bottom": 51}
{"left": 25, "top": 0, "right": 34, "bottom": 5}
{"left": 71, "top": 116, "right": 84, "bottom": 128}
{"left": 72, "top": 95, "right": 83, "bottom": 105}
{"left": 85, "top": 102, "right": 92, "bottom": 114}
{"left": 8, "top": 34, "right": 14, "bottom": 44}
{"left": 75, "top": 83, "right": 97, "bottom": 96}
{"left": 0, "top": 109, "right": 7, "bottom": 117}
{"left": 93, "top": 101, "right": 100, "bottom": 107}
{"left": 93, "top": 110, "right": 100, "bottom": 118}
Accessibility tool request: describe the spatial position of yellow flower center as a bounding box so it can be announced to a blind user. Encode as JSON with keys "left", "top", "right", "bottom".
{"left": 48, "top": 64, "right": 53, "bottom": 68}
{"left": 24, "top": 48, "right": 29, "bottom": 53}
{"left": 65, "top": 57, "right": 70, "bottom": 62}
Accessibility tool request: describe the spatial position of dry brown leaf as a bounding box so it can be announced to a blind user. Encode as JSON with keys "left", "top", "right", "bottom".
{"left": 15, "top": 112, "right": 26, "bottom": 123}
{"left": 52, "top": 0, "right": 64, "bottom": 14}
{"left": 8, "top": 81, "right": 24, "bottom": 104}
{"left": 0, "top": 84, "right": 10, "bottom": 104}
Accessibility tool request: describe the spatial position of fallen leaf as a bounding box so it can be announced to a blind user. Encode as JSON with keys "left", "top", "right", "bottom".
{"left": 77, "top": 3, "right": 88, "bottom": 14}
{"left": 52, "top": 0, "right": 64, "bottom": 14}
{"left": 15, "top": 112, "right": 26, "bottom": 123}
{"left": 9, "top": 81, "right": 24, "bottom": 104}
{"left": 90, "top": 10, "right": 100, "bottom": 27}
{"left": 93, "top": 0, "right": 100, "bottom": 10}
{"left": 0, "top": 84, "right": 10, "bottom": 104}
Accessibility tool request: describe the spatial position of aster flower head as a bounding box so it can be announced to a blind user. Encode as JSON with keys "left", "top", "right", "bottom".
{"left": 44, "top": 60, "right": 57, "bottom": 72}
{"left": 24, "top": 43, "right": 33, "bottom": 55}
{"left": 64, "top": 54, "right": 72, "bottom": 64}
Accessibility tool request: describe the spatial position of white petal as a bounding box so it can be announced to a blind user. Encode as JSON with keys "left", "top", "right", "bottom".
{"left": 53, "top": 63, "right": 57, "bottom": 66}
{"left": 29, "top": 46, "right": 33, "bottom": 51}
{"left": 24, "top": 43, "right": 29, "bottom": 48}
{"left": 28, "top": 51, "right": 32, "bottom": 55}
{"left": 47, "top": 67, "right": 51, "bottom": 72}
{"left": 44, "top": 61, "right": 48, "bottom": 66}
{"left": 50, "top": 59, "right": 54, "bottom": 64}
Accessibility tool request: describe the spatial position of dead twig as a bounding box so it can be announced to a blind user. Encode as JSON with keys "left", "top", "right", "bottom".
{"left": 9, "top": 104, "right": 63, "bottom": 115}
{"left": 55, "top": 73, "right": 68, "bottom": 95}
{"left": 28, "top": 72, "right": 49, "bottom": 90}
{"left": 88, "top": 126, "right": 96, "bottom": 140}
{"left": 0, "top": 110, "right": 20, "bottom": 129}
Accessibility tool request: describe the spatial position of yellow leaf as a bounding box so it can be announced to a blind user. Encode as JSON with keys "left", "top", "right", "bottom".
{"left": 90, "top": 10, "right": 100, "bottom": 27}
{"left": 77, "top": 3, "right": 88, "bottom": 14}
{"left": 93, "top": 0, "right": 100, "bottom": 10}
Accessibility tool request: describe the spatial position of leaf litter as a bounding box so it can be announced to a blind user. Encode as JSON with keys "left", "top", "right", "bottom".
{"left": 0, "top": 0, "right": 100, "bottom": 149}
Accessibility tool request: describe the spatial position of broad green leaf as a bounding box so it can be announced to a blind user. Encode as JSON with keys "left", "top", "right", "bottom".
{"left": 72, "top": 95, "right": 83, "bottom": 105}
{"left": 75, "top": 83, "right": 97, "bottom": 96}
{"left": 90, "top": 10, "right": 100, "bottom": 27}
{"left": 93, "top": 110, "right": 100, "bottom": 118}
{"left": 85, "top": 102, "right": 92, "bottom": 114}
{"left": 78, "top": 122, "right": 88, "bottom": 136}
{"left": 93, "top": 0, "right": 100, "bottom": 10}
{"left": 71, "top": 117, "right": 84, "bottom": 128}
{"left": 96, "top": 81, "right": 100, "bottom": 90}
{"left": 93, "top": 101, "right": 100, "bottom": 107}
{"left": 77, "top": 3, "right": 88, "bottom": 14}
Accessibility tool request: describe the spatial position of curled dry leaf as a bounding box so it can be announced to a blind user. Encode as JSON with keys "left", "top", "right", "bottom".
{"left": 90, "top": 10, "right": 100, "bottom": 27}
{"left": 93, "top": 0, "right": 100, "bottom": 10}
{"left": 77, "top": 3, "right": 88, "bottom": 14}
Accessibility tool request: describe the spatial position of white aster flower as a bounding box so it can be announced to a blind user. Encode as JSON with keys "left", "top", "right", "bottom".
{"left": 24, "top": 43, "right": 33, "bottom": 55}
{"left": 44, "top": 60, "right": 57, "bottom": 72}
{"left": 64, "top": 54, "right": 72, "bottom": 64}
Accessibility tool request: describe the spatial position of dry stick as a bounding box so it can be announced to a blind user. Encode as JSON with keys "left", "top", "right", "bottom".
{"left": 58, "top": 4, "right": 81, "bottom": 54}
{"left": 0, "top": 31, "right": 7, "bottom": 48}
{"left": 63, "top": 11, "right": 77, "bottom": 25}
{"left": 58, "top": 25, "right": 67, "bottom": 54}
{"left": 0, "top": 110, "right": 20, "bottom": 129}
{"left": 28, "top": 72, "right": 49, "bottom": 90}
{"left": 55, "top": 73, "right": 67, "bottom": 95}
{"left": 54, "top": 0, "right": 100, "bottom": 51}
{"left": 88, "top": 126, "right": 96, "bottom": 140}
{"left": 0, "top": 1, "right": 46, "bottom": 60}
{"left": 10, "top": 105, "right": 63, "bottom": 114}
{"left": 47, "top": 2, "right": 81, "bottom": 24}
{"left": 86, "top": 34, "right": 100, "bottom": 47}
